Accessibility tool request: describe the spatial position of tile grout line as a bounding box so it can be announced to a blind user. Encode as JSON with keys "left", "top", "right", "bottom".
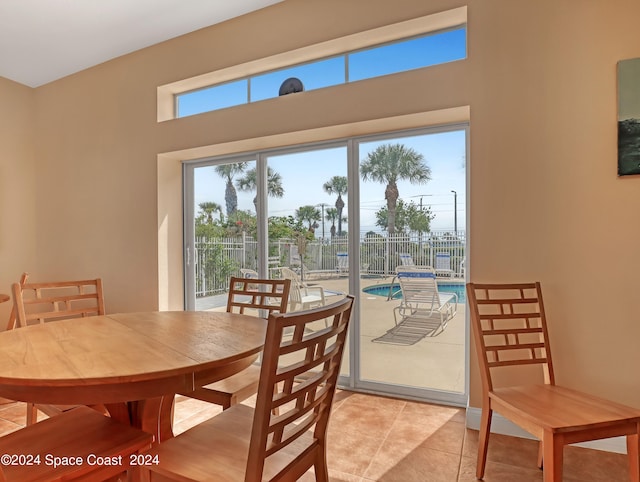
{"left": 360, "top": 400, "right": 408, "bottom": 480}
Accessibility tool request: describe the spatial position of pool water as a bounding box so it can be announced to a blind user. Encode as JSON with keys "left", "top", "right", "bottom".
{"left": 363, "top": 282, "right": 466, "bottom": 302}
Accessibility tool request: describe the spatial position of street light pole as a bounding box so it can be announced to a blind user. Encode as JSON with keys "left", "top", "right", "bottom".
{"left": 451, "top": 190, "right": 458, "bottom": 234}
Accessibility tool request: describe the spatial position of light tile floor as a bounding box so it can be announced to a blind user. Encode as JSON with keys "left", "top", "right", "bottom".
{"left": 0, "top": 392, "right": 630, "bottom": 481}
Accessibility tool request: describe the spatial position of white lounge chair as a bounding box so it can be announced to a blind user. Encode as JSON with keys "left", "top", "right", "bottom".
{"left": 277, "top": 266, "right": 326, "bottom": 312}
{"left": 393, "top": 266, "right": 457, "bottom": 336}
{"left": 458, "top": 256, "right": 466, "bottom": 278}
{"left": 336, "top": 252, "right": 348, "bottom": 275}
{"left": 435, "top": 252, "right": 454, "bottom": 277}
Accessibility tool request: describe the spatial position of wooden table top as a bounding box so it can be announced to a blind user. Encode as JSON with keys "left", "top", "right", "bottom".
{"left": 0, "top": 311, "right": 267, "bottom": 405}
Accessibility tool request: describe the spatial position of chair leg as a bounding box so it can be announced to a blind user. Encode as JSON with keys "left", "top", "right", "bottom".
{"left": 26, "top": 402, "right": 38, "bottom": 425}
{"left": 476, "top": 403, "right": 493, "bottom": 479}
{"left": 537, "top": 440, "right": 543, "bottom": 469}
{"left": 627, "top": 430, "right": 640, "bottom": 482}
{"left": 314, "top": 445, "right": 329, "bottom": 482}
{"left": 542, "top": 431, "right": 563, "bottom": 482}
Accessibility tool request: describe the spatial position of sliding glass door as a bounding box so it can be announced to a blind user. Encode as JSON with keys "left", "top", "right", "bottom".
{"left": 184, "top": 155, "right": 257, "bottom": 311}
{"left": 183, "top": 125, "right": 468, "bottom": 405}
{"left": 355, "top": 129, "right": 467, "bottom": 405}
{"left": 264, "top": 144, "right": 350, "bottom": 376}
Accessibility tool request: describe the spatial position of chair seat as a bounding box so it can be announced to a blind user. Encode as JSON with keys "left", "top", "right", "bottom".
{"left": 300, "top": 294, "right": 323, "bottom": 306}
{"left": 0, "top": 406, "right": 153, "bottom": 481}
{"left": 146, "top": 404, "right": 310, "bottom": 481}
{"left": 187, "top": 365, "right": 262, "bottom": 407}
{"left": 491, "top": 384, "right": 640, "bottom": 439}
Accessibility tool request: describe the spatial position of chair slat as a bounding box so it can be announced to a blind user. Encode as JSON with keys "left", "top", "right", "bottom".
{"left": 487, "top": 357, "right": 550, "bottom": 368}
{"left": 488, "top": 341, "right": 546, "bottom": 351}
{"left": 478, "top": 312, "right": 542, "bottom": 320}
{"left": 475, "top": 297, "right": 539, "bottom": 305}
{"left": 482, "top": 327, "right": 544, "bottom": 335}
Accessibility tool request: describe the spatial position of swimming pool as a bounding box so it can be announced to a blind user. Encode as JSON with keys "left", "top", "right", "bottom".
{"left": 363, "top": 282, "right": 466, "bottom": 302}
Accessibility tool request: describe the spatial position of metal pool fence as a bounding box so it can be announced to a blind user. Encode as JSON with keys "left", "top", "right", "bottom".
{"left": 195, "top": 231, "right": 465, "bottom": 297}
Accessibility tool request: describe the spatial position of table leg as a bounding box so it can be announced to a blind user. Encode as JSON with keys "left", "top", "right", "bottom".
{"left": 129, "top": 395, "right": 175, "bottom": 443}
{"left": 105, "top": 395, "right": 175, "bottom": 444}
{"left": 104, "top": 402, "right": 131, "bottom": 425}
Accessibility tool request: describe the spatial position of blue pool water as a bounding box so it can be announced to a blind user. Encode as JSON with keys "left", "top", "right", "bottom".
{"left": 363, "top": 282, "right": 466, "bottom": 302}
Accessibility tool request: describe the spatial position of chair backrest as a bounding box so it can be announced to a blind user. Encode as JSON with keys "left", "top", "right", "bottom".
{"left": 398, "top": 253, "right": 414, "bottom": 266}
{"left": 226, "top": 277, "right": 291, "bottom": 316}
{"left": 6, "top": 272, "right": 29, "bottom": 330}
{"left": 278, "top": 267, "right": 301, "bottom": 284}
{"left": 12, "top": 278, "right": 105, "bottom": 327}
{"left": 336, "top": 252, "right": 348, "bottom": 270}
{"left": 277, "top": 267, "right": 306, "bottom": 305}
{"left": 396, "top": 266, "right": 446, "bottom": 307}
{"left": 240, "top": 268, "right": 259, "bottom": 279}
{"left": 435, "top": 252, "right": 451, "bottom": 271}
{"left": 245, "top": 295, "right": 354, "bottom": 481}
{"left": 466, "top": 282, "right": 555, "bottom": 393}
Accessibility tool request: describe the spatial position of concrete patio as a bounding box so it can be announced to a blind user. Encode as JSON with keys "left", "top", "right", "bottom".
{"left": 198, "top": 274, "right": 466, "bottom": 397}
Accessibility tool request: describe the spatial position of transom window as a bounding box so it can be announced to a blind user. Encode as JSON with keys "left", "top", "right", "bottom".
{"left": 176, "top": 27, "right": 466, "bottom": 118}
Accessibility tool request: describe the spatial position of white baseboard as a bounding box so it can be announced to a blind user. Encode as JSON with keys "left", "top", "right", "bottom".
{"left": 466, "top": 406, "right": 627, "bottom": 454}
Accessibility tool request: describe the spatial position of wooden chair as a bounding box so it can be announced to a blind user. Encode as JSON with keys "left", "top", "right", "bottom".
{"left": 5, "top": 272, "right": 28, "bottom": 330}
{"left": 142, "top": 295, "right": 354, "bottom": 482}
{"left": 0, "top": 406, "right": 153, "bottom": 481}
{"left": 12, "top": 278, "right": 105, "bottom": 327}
{"left": 179, "top": 276, "right": 291, "bottom": 410}
{"left": 467, "top": 282, "right": 640, "bottom": 481}
{"left": 11, "top": 277, "right": 106, "bottom": 424}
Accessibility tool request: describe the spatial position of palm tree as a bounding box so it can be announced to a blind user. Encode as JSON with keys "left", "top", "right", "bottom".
{"left": 214, "top": 162, "right": 248, "bottom": 217}
{"left": 360, "top": 143, "right": 431, "bottom": 235}
{"left": 236, "top": 166, "right": 285, "bottom": 213}
{"left": 322, "top": 176, "right": 348, "bottom": 236}
{"left": 325, "top": 207, "right": 338, "bottom": 238}
{"left": 197, "top": 202, "right": 223, "bottom": 224}
{"left": 325, "top": 207, "right": 347, "bottom": 238}
{"left": 295, "top": 205, "right": 321, "bottom": 232}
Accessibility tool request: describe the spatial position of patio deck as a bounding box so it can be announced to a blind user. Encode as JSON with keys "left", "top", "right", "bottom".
{"left": 197, "top": 273, "right": 466, "bottom": 397}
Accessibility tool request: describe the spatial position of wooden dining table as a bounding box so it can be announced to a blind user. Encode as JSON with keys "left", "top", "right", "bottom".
{"left": 0, "top": 311, "right": 266, "bottom": 443}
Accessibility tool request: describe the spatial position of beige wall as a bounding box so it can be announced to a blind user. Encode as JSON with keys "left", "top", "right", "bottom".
{"left": 0, "top": 77, "right": 36, "bottom": 323}
{"left": 2, "top": 0, "right": 639, "bottom": 408}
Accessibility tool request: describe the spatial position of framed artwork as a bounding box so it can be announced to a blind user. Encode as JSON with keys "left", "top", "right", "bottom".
{"left": 618, "top": 58, "right": 640, "bottom": 176}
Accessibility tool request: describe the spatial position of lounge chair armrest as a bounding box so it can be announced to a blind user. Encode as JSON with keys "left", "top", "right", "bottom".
{"left": 440, "top": 291, "right": 458, "bottom": 308}
{"left": 303, "top": 285, "right": 325, "bottom": 300}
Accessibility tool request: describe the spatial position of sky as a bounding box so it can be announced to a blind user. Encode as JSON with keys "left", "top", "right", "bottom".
{"left": 188, "top": 26, "right": 467, "bottom": 235}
